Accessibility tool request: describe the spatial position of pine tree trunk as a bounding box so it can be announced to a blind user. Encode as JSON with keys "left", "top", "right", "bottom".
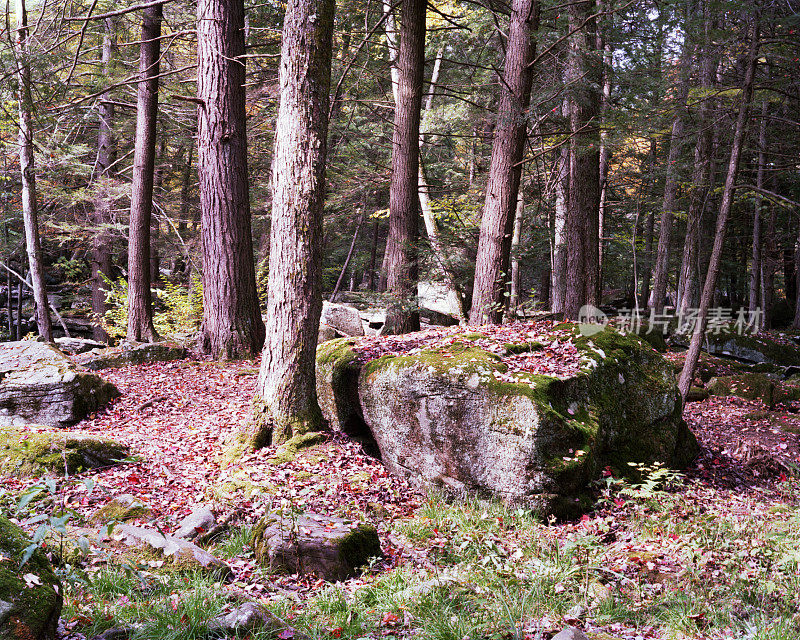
{"left": 551, "top": 144, "right": 568, "bottom": 313}
{"left": 91, "top": 18, "right": 116, "bottom": 343}
{"left": 749, "top": 98, "right": 768, "bottom": 314}
{"left": 383, "top": 0, "right": 426, "bottom": 334}
{"left": 197, "top": 0, "right": 265, "bottom": 359}
{"left": 649, "top": 34, "right": 693, "bottom": 314}
{"left": 127, "top": 2, "right": 162, "bottom": 343}
{"left": 678, "top": 11, "right": 760, "bottom": 399}
{"left": 470, "top": 0, "right": 539, "bottom": 325}
{"left": 563, "top": 0, "right": 601, "bottom": 319}
{"left": 252, "top": 0, "right": 335, "bottom": 448}
{"left": 150, "top": 135, "right": 166, "bottom": 286}
{"left": 508, "top": 190, "right": 524, "bottom": 316}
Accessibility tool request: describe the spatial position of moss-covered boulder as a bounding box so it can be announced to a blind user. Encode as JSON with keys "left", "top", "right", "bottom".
{"left": 0, "top": 426, "right": 129, "bottom": 477}
{"left": 90, "top": 494, "right": 150, "bottom": 524}
{"left": 0, "top": 342, "right": 119, "bottom": 428}
{"left": 315, "top": 338, "right": 365, "bottom": 434}
{"left": 671, "top": 330, "right": 800, "bottom": 367}
{"left": 74, "top": 342, "right": 186, "bottom": 371}
{"left": 707, "top": 373, "right": 800, "bottom": 407}
{"left": 0, "top": 513, "right": 62, "bottom": 640}
{"left": 317, "top": 324, "right": 698, "bottom": 519}
{"left": 251, "top": 512, "right": 380, "bottom": 581}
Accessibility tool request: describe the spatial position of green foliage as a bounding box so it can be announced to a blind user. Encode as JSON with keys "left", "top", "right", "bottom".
{"left": 53, "top": 257, "right": 87, "bottom": 283}
{"left": 101, "top": 276, "right": 203, "bottom": 341}
{"left": 256, "top": 258, "right": 269, "bottom": 310}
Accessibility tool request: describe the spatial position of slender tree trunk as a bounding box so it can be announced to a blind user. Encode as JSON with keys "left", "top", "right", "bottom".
{"left": 678, "top": 11, "right": 760, "bottom": 399}
{"left": 197, "top": 0, "right": 265, "bottom": 359}
{"left": 470, "top": 0, "right": 539, "bottom": 324}
{"left": 6, "top": 268, "right": 12, "bottom": 338}
{"left": 551, "top": 144, "right": 568, "bottom": 313}
{"left": 331, "top": 211, "right": 365, "bottom": 302}
{"left": 596, "top": 0, "right": 613, "bottom": 293}
{"left": 14, "top": 0, "right": 52, "bottom": 342}
{"left": 253, "top": 0, "right": 335, "bottom": 448}
{"left": 150, "top": 135, "right": 166, "bottom": 285}
{"left": 508, "top": 189, "right": 524, "bottom": 315}
{"left": 127, "top": 2, "right": 163, "bottom": 342}
{"left": 178, "top": 142, "right": 194, "bottom": 235}
{"left": 384, "top": 0, "right": 426, "bottom": 334}
{"left": 749, "top": 97, "right": 768, "bottom": 314}
{"left": 368, "top": 217, "right": 379, "bottom": 291}
{"left": 793, "top": 224, "right": 800, "bottom": 329}
{"left": 16, "top": 279, "right": 23, "bottom": 340}
{"left": 91, "top": 17, "right": 116, "bottom": 343}
{"left": 564, "top": 0, "right": 601, "bottom": 319}
{"left": 649, "top": 33, "right": 693, "bottom": 313}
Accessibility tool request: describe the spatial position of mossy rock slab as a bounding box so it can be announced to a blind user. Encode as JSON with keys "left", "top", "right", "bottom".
{"left": 0, "top": 513, "right": 62, "bottom": 640}
{"left": 251, "top": 513, "right": 380, "bottom": 581}
{"left": 74, "top": 342, "right": 186, "bottom": 371}
{"left": 317, "top": 324, "right": 698, "bottom": 519}
{"left": 0, "top": 426, "right": 129, "bottom": 477}
{"left": 707, "top": 373, "right": 800, "bottom": 407}
{"left": 112, "top": 523, "right": 231, "bottom": 580}
{"left": 90, "top": 494, "right": 150, "bottom": 524}
{"left": 0, "top": 341, "right": 120, "bottom": 428}
{"left": 670, "top": 330, "right": 800, "bottom": 367}
{"left": 315, "top": 338, "right": 364, "bottom": 434}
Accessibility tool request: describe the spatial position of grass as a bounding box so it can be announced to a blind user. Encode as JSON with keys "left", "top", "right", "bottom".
{"left": 55, "top": 474, "right": 800, "bottom": 640}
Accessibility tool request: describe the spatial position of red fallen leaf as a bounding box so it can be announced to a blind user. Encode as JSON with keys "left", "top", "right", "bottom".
{"left": 381, "top": 613, "right": 400, "bottom": 627}
{"left": 779, "top": 472, "right": 788, "bottom": 482}
{"left": 127, "top": 474, "right": 142, "bottom": 484}
{"left": 613, "top": 498, "right": 625, "bottom": 508}
{"left": 330, "top": 628, "right": 343, "bottom": 638}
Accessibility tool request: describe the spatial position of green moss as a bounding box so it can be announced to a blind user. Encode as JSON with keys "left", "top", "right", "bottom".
{"left": 337, "top": 524, "right": 381, "bottom": 569}
{"left": 502, "top": 341, "right": 543, "bottom": 355}
{"left": 91, "top": 497, "right": 150, "bottom": 524}
{"left": 0, "top": 427, "right": 128, "bottom": 477}
{"left": 249, "top": 395, "right": 326, "bottom": 449}
{"left": 267, "top": 432, "right": 327, "bottom": 464}
{"left": 316, "top": 337, "right": 359, "bottom": 367}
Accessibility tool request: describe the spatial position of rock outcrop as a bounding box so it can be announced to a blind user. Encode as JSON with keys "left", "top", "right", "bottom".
{"left": 320, "top": 302, "right": 365, "bottom": 338}
{"left": 670, "top": 330, "right": 800, "bottom": 367}
{"left": 0, "top": 342, "right": 119, "bottom": 428}
{"left": 0, "top": 513, "right": 62, "bottom": 640}
{"left": 74, "top": 342, "right": 186, "bottom": 370}
{"left": 251, "top": 512, "right": 380, "bottom": 581}
{"left": 0, "top": 426, "right": 129, "bottom": 477}
{"left": 316, "top": 324, "right": 698, "bottom": 518}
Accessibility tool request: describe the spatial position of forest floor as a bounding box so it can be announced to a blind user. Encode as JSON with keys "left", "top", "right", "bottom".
{"left": 5, "top": 353, "right": 800, "bottom": 640}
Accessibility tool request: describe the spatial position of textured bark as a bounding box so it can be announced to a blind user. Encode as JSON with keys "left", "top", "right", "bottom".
{"left": 91, "top": 18, "right": 116, "bottom": 343}
{"left": 470, "top": 0, "right": 539, "bottom": 325}
{"left": 678, "top": 12, "right": 760, "bottom": 399}
{"left": 384, "top": 0, "right": 426, "bottom": 334}
{"left": 551, "top": 145, "right": 568, "bottom": 313}
{"left": 596, "top": 0, "right": 613, "bottom": 290}
{"left": 150, "top": 135, "right": 166, "bottom": 285}
{"left": 15, "top": 0, "right": 52, "bottom": 342}
{"left": 127, "top": 2, "right": 162, "bottom": 343}
{"left": 197, "top": 0, "right": 265, "bottom": 359}
{"left": 563, "top": 0, "right": 601, "bottom": 319}
{"left": 253, "top": 0, "right": 335, "bottom": 447}
{"left": 508, "top": 190, "right": 524, "bottom": 315}
{"left": 749, "top": 98, "right": 768, "bottom": 314}
{"left": 649, "top": 35, "right": 693, "bottom": 314}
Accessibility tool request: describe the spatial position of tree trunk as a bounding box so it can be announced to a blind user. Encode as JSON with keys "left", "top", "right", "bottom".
{"left": 508, "top": 189, "right": 525, "bottom": 316}
{"left": 150, "top": 135, "right": 166, "bottom": 285}
{"left": 563, "top": 0, "right": 601, "bottom": 319}
{"left": 596, "top": 0, "right": 613, "bottom": 294}
{"left": 127, "top": 2, "right": 163, "bottom": 343}
{"left": 470, "top": 0, "right": 539, "bottom": 325}
{"left": 551, "top": 144, "right": 568, "bottom": 313}
{"left": 384, "top": 0, "right": 426, "bottom": 334}
{"left": 649, "top": 33, "right": 692, "bottom": 314}
{"left": 14, "top": 0, "right": 52, "bottom": 342}
{"left": 91, "top": 17, "right": 116, "bottom": 343}
{"left": 6, "top": 268, "right": 12, "bottom": 338}
{"left": 253, "top": 0, "right": 335, "bottom": 448}
{"left": 197, "top": 0, "right": 265, "bottom": 359}
{"left": 178, "top": 142, "right": 194, "bottom": 235}
{"left": 678, "top": 10, "right": 760, "bottom": 399}
{"left": 16, "top": 279, "right": 23, "bottom": 340}
{"left": 749, "top": 97, "right": 768, "bottom": 314}
{"left": 330, "top": 211, "right": 365, "bottom": 302}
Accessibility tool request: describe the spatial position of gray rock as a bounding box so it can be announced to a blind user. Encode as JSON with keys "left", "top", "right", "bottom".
{"left": 318, "top": 323, "right": 338, "bottom": 344}
{"left": 91, "top": 494, "right": 150, "bottom": 524}
{"left": 74, "top": 342, "right": 187, "bottom": 370}
{"left": 207, "top": 602, "right": 296, "bottom": 637}
{"left": 251, "top": 513, "right": 381, "bottom": 581}
{"left": 0, "top": 341, "right": 120, "bottom": 427}
{"left": 114, "top": 523, "right": 231, "bottom": 580}
{"left": 0, "top": 513, "right": 62, "bottom": 639}
{"left": 670, "top": 330, "right": 800, "bottom": 366}
{"left": 55, "top": 337, "right": 106, "bottom": 355}
{"left": 318, "top": 325, "right": 698, "bottom": 519}
{"left": 321, "top": 302, "right": 364, "bottom": 337}
{"left": 174, "top": 507, "right": 216, "bottom": 540}
{"left": 551, "top": 628, "right": 589, "bottom": 640}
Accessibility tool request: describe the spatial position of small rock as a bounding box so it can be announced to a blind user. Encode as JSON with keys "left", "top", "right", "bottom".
{"left": 89, "top": 627, "right": 131, "bottom": 640}
{"left": 174, "top": 507, "right": 216, "bottom": 540}
{"left": 75, "top": 342, "right": 186, "bottom": 370}
{"left": 91, "top": 495, "right": 150, "bottom": 524}
{"left": 207, "top": 602, "right": 304, "bottom": 638}
{"left": 54, "top": 337, "right": 107, "bottom": 355}
{"left": 551, "top": 628, "right": 590, "bottom": 640}
{"left": 114, "top": 523, "right": 231, "bottom": 580}
{"left": 251, "top": 513, "right": 381, "bottom": 581}
{"left": 318, "top": 323, "right": 338, "bottom": 344}
{"left": 321, "top": 302, "right": 364, "bottom": 337}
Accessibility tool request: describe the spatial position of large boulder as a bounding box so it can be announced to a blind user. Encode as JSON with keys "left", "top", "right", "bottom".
{"left": 0, "top": 513, "right": 62, "bottom": 640}
{"left": 320, "top": 302, "right": 365, "bottom": 337}
{"left": 0, "top": 342, "right": 119, "bottom": 428}
{"left": 707, "top": 373, "right": 800, "bottom": 407}
{"left": 0, "top": 426, "right": 129, "bottom": 477}
{"left": 670, "top": 330, "right": 800, "bottom": 367}
{"left": 316, "top": 325, "right": 698, "bottom": 518}
{"left": 74, "top": 342, "right": 186, "bottom": 370}
{"left": 251, "top": 513, "right": 380, "bottom": 581}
